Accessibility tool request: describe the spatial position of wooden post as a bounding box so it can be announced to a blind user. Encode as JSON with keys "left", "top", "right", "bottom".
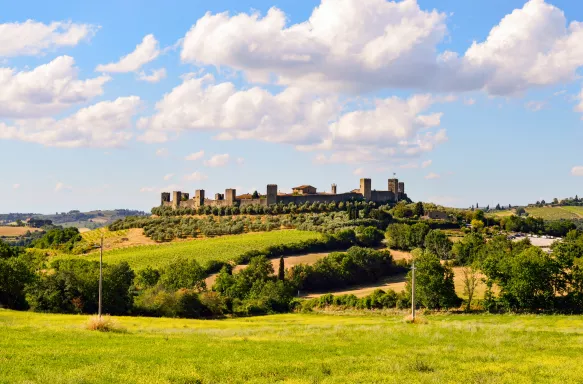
{"left": 411, "top": 261, "right": 416, "bottom": 321}
{"left": 98, "top": 234, "right": 103, "bottom": 320}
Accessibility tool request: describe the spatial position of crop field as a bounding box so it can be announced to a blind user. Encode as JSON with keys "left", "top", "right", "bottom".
{"left": 55, "top": 230, "right": 322, "bottom": 270}
{"left": 525, "top": 207, "right": 579, "bottom": 220}
{"left": 0, "top": 226, "right": 41, "bottom": 237}
{"left": 2, "top": 310, "right": 583, "bottom": 383}
{"left": 559, "top": 206, "right": 583, "bottom": 218}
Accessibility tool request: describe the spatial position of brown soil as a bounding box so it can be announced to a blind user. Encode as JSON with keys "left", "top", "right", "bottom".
{"left": 0, "top": 226, "right": 41, "bottom": 236}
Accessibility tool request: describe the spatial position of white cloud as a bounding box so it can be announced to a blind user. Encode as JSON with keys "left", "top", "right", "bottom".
{"left": 139, "top": 74, "right": 339, "bottom": 146}
{"left": 399, "top": 162, "right": 418, "bottom": 169}
{"left": 572, "top": 166, "right": 583, "bottom": 176}
{"left": 425, "top": 172, "right": 440, "bottom": 179}
{"left": 138, "top": 68, "right": 167, "bottom": 83}
{"left": 464, "top": 98, "right": 476, "bottom": 105}
{"left": 421, "top": 160, "right": 433, "bottom": 168}
{"left": 0, "top": 20, "right": 97, "bottom": 57}
{"left": 140, "top": 187, "right": 156, "bottom": 193}
{"left": 0, "top": 96, "right": 141, "bottom": 148}
{"left": 180, "top": 0, "right": 583, "bottom": 96}
{"left": 184, "top": 171, "right": 208, "bottom": 181}
{"left": 156, "top": 148, "right": 168, "bottom": 157}
{"left": 140, "top": 75, "right": 450, "bottom": 165}
{"left": 525, "top": 101, "right": 546, "bottom": 111}
{"left": 204, "top": 153, "right": 230, "bottom": 167}
{"left": 54, "top": 182, "right": 72, "bottom": 192}
{"left": 185, "top": 150, "right": 205, "bottom": 161}
{"left": 96, "top": 34, "right": 160, "bottom": 73}
{"left": 163, "top": 173, "right": 174, "bottom": 181}
{"left": 352, "top": 168, "right": 364, "bottom": 176}
{"left": 236, "top": 157, "right": 245, "bottom": 165}
{"left": 0, "top": 56, "right": 110, "bottom": 118}
{"left": 12, "top": 184, "right": 20, "bottom": 189}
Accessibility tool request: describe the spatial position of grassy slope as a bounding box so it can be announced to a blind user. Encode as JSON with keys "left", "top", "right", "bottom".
{"left": 54, "top": 230, "right": 321, "bottom": 270}
{"left": 490, "top": 206, "right": 583, "bottom": 220}
{"left": 2, "top": 310, "right": 583, "bottom": 383}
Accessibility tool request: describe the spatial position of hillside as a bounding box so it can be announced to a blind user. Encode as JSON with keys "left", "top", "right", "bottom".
{"left": 54, "top": 230, "right": 322, "bottom": 270}
{"left": 3, "top": 310, "right": 583, "bottom": 383}
{"left": 490, "top": 206, "right": 583, "bottom": 220}
{"left": 0, "top": 209, "right": 147, "bottom": 230}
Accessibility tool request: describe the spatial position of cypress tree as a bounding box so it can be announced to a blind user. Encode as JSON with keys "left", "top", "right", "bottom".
{"left": 278, "top": 256, "right": 285, "bottom": 281}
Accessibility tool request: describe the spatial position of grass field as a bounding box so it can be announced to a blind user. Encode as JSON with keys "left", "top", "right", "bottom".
{"left": 54, "top": 230, "right": 322, "bottom": 270}
{"left": 2, "top": 310, "right": 583, "bottom": 383}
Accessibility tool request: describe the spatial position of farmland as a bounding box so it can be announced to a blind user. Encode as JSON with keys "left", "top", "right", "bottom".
{"left": 54, "top": 230, "right": 322, "bottom": 270}
{"left": 490, "top": 206, "right": 583, "bottom": 220}
{"left": 2, "top": 310, "right": 583, "bottom": 383}
{"left": 0, "top": 226, "right": 40, "bottom": 237}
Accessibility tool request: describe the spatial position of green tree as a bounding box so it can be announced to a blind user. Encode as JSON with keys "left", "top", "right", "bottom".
{"left": 355, "top": 226, "right": 384, "bottom": 247}
{"left": 406, "top": 250, "right": 459, "bottom": 310}
{"left": 409, "top": 222, "right": 430, "bottom": 248}
{"left": 424, "top": 230, "right": 453, "bottom": 260}
{"left": 160, "top": 258, "right": 206, "bottom": 291}
{"left": 0, "top": 256, "right": 35, "bottom": 309}
{"left": 414, "top": 202, "right": 425, "bottom": 217}
{"left": 278, "top": 256, "right": 285, "bottom": 281}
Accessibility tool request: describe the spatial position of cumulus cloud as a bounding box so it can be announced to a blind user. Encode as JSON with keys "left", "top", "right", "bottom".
{"left": 352, "top": 168, "right": 364, "bottom": 176}
{"left": 236, "top": 157, "right": 245, "bottom": 165}
{"left": 185, "top": 150, "right": 205, "bottom": 161}
{"left": 13, "top": 184, "right": 20, "bottom": 189}
{"left": 0, "top": 20, "right": 97, "bottom": 57}
{"left": 572, "top": 166, "right": 583, "bottom": 176}
{"left": 138, "top": 68, "right": 167, "bottom": 83}
{"left": 180, "top": 0, "right": 583, "bottom": 96}
{"left": 204, "top": 153, "right": 230, "bottom": 167}
{"left": 464, "top": 98, "right": 476, "bottom": 105}
{"left": 140, "top": 187, "right": 156, "bottom": 192}
{"left": 138, "top": 74, "right": 339, "bottom": 146}
{"left": 163, "top": 173, "right": 174, "bottom": 181}
{"left": 0, "top": 96, "right": 141, "bottom": 148}
{"left": 139, "top": 75, "right": 449, "bottom": 164}
{"left": 96, "top": 34, "right": 160, "bottom": 73}
{"left": 184, "top": 171, "right": 208, "bottom": 181}
{"left": 421, "top": 160, "right": 433, "bottom": 168}
{"left": 0, "top": 56, "right": 110, "bottom": 118}
{"left": 425, "top": 172, "right": 440, "bottom": 179}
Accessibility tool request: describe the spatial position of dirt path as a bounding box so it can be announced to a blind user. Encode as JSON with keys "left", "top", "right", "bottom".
{"left": 303, "top": 266, "right": 488, "bottom": 299}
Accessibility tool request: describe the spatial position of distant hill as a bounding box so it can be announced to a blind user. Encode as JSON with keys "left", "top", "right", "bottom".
{"left": 0, "top": 209, "right": 148, "bottom": 230}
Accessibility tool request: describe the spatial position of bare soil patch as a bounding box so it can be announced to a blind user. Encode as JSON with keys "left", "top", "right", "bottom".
{"left": 0, "top": 226, "right": 41, "bottom": 237}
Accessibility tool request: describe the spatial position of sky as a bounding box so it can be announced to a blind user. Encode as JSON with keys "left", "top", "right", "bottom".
{"left": 1, "top": 0, "right": 583, "bottom": 213}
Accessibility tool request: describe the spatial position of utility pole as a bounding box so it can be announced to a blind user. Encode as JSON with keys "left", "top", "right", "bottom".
{"left": 98, "top": 233, "right": 103, "bottom": 320}
{"left": 411, "top": 260, "right": 416, "bottom": 321}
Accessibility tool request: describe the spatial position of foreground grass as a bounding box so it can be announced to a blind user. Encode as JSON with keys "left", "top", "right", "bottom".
{"left": 2, "top": 310, "right": 583, "bottom": 383}
{"left": 54, "top": 230, "right": 321, "bottom": 270}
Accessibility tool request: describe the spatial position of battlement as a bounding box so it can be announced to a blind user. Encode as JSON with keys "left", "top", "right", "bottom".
{"left": 161, "top": 176, "right": 407, "bottom": 209}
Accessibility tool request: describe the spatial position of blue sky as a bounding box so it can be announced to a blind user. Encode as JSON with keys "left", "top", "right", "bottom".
{"left": 1, "top": 0, "right": 582, "bottom": 213}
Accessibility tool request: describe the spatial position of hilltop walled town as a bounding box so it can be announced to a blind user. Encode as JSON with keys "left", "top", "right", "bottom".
{"left": 161, "top": 177, "right": 407, "bottom": 209}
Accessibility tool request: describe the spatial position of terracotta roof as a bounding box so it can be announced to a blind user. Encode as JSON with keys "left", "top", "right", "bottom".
{"left": 237, "top": 193, "right": 253, "bottom": 199}
{"left": 292, "top": 185, "right": 315, "bottom": 190}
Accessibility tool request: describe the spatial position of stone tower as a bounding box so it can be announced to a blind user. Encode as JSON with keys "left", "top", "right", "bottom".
{"left": 172, "top": 191, "right": 182, "bottom": 209}
{"left": 398, "top": 182, "right": 405, "bottom": 194}
{"left": 225, "top": 189, "right": 236, "bottom": 205}
{"left": 266, "top": 184, "right": 278, "bottom": 205}
{"left": 388, "top": 179, "right": 399, "bottom": 194}
{"left": 331, "top": 184, "right": 337, "bottom": 194}
{"left": 360, "top": 178, "right": 371, "bottom": 200}
{"left": 161, "top": 192, "right": 170, "bottom": 206}
{"left": 195, "top": 189, "right": 205, "bottom": 207}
